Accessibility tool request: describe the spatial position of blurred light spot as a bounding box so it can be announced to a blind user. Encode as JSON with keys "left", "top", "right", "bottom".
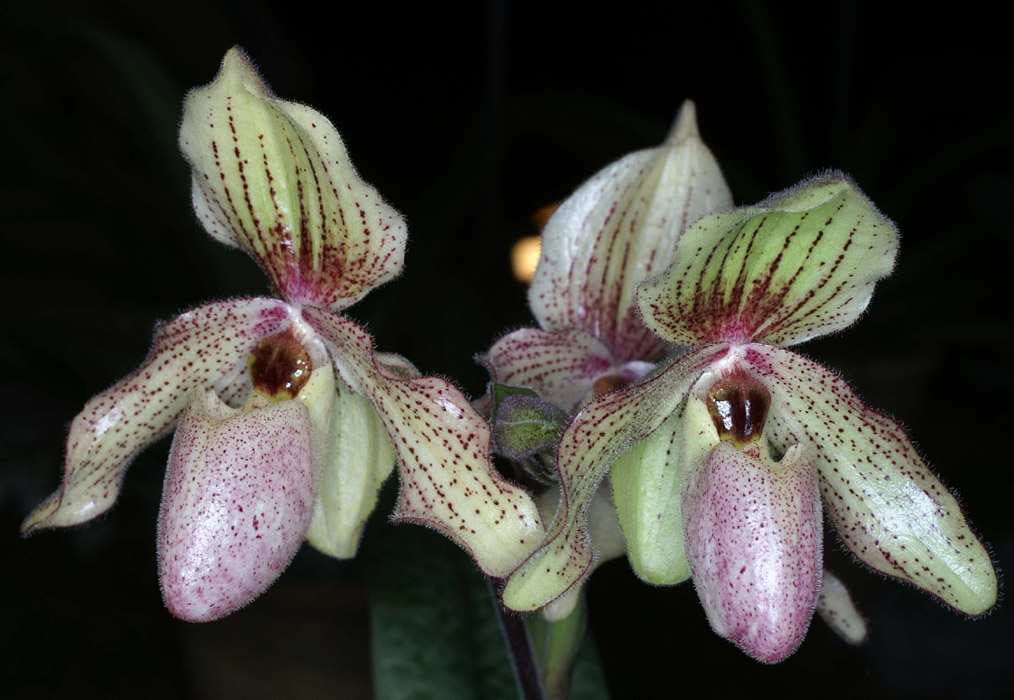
{"left": 531, "top": 202, "right": 560, "bottom": 232}
{"left": 511, "top": 236, "right": 541, "bottom": 283}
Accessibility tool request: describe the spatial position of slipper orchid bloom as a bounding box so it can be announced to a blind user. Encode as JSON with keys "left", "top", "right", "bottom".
{"left": 21, "top": 48, "right": 543, "bottom": 622}
{"left": 499, "top": 173, "right": 997, "bottom": 662}
{"left": 486, "top": 101, "right": 731, "bottom": 415}
{"left": 481, "top": 102, "right": 730, "bottom": 619}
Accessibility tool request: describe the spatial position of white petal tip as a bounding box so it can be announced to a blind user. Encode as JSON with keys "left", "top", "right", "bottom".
{"left": 667, "top": 100, "right": 699, "bottom": 144}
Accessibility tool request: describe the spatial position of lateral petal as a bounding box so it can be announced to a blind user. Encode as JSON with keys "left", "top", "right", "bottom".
{"left": 302, "top": 307, "right": 544, "bottom": 577}
{"left": 530, "top": 101, "right": 731, "bottom": 363}
{"left": 158, "top": 390, "right": 315, "bottom": 622}
{"left": 21, "top": 298, "right": 292, "bottom": 534}
{"left": 745, "top": 344, "right": 997, "bottom": 615}
{"left": 500, "top": 346, "right": 720, "bottom": 612}
{"left": 482, "top": 327, "right": 619, "bottom": 412}
{"left": 539, "top": 484, "right": 626, "bottom": 622}
{"left": 180, "top": 48, "right": 407, "bottom": 310}
{"left": 683, "top": 439, "right": 823, "bottom": 664}
{"left": 638, "top": 174, "right": 897, "bottom": 347}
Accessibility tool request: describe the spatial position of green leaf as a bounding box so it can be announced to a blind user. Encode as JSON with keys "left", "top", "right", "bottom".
{"left": 528, "top": 593, "right": 612, "bottom": 700}
{"left": 364, "top": 502, "right": 613, "bottom": 700}
{"left": 364, "top": 513, "right": 518, "bottom": 700}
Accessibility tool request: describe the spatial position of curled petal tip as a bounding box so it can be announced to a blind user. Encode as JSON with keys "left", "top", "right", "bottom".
{"left": 666, "top": 99, "right": 699, "bottom": 144}
{"left": 534, "top": 484, "right": 626, "bottom": 623}
{"left": 20, "top": 496, "right": 62, "bottom": 537}
{"left": 158, "top": 391, "right": 315, "bottom": 622}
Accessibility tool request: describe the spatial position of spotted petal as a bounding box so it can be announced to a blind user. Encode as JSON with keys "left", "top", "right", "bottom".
{"left": 683, "top": 439, "right": 823, "bottom": 663}
{"left": 303, "top": 307, "right": 544, "bottom": 577}
{"left": 539, "top": 484, "right": 626, "bottom": 622}
{"left": 530, "top": 101, "right": 731, "bottom": 362}
{"left": 638, "top": 174, "right": 897, "bottom": 347}
{"left": 180, "top": 48, "right": 406, "bottom": 311}
{"left": 21, "top": 298, "right": 292, "bottom": 535}
{"left": 158, "top": 389, "right": 315, "bottom": 622}
{"left": 501, "top": 346, "right": 721, "bottom": 612}
{"left": 743, "top": 344, "right": 997, "bottom": 615}
{"left": 482, "top": 327, "right": 653, "bottom": 413}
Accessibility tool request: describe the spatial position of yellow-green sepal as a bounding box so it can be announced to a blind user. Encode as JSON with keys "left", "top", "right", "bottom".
{"left": 610, "top": 407, "right": 690, "bottom": 585}
{"left": 305, "top": 373, "right": 396, "bottom": 558}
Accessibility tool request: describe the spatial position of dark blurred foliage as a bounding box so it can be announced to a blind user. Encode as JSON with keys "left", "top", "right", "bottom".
{"left": 1, "top": 1, "right": 1012, "bottom": 698}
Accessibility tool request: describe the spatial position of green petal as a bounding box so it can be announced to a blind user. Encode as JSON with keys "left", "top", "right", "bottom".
{"left": 637, "top": 174, "right": 897, "bottom": 347}
{"left": 501, "top": 346, "right": 719, "bottom": 612}
{"left": 610, "top": 407, "right": 690, "bottom": 585}
{"left": 180, "top": 48, "right": 406, "bottom": 310}
{"left": 744, "top": 344, "right": 997, "bottom": 615}
{"left": 305, "top": 372, "right": 397, "bottom": 558}
{"left": 530, "top": 101, "right": 732, "bottom": 363}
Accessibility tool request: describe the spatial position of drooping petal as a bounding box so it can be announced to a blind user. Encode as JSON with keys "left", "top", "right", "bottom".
{"left": 744, "top": 343, "right": 997, "bottom": 615}
{"left": 816, "top": 568, "right": 868, "bottom": 645}
{"left": 305, "top": 372, "right": 397, "bottom": 558}
{"left": 482, "top": 327, "right": 626, "bottom": 412}
{"left": 180, "top": 48, "right": 406, "bottom": 311}
{"left": 610, "top": 407, "right": 690, "bottom": 585}
{"left": 21, "top": 298, "right": 292, "bottom": 534}
{"left": 302, "top": 307, "right": 544, "bottom": 577}
{"left": 638, "top": 174, "right": 898, "bottom": 347}
{"left": 539, "top": 484, "right": 626, "bottom": 622}
{"left": 683, "top": 437, "right": 823, "bottom": 664}
{"left": 500, "top": 345, "right": 722, "bottom": 612}
{"left": 530, "top": 101, "right": 732, "bottom": 362}
{"left": 158, "top": 390, "right": 315, "bottom": 622}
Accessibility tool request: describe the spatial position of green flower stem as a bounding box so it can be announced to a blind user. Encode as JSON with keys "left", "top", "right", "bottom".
{"left": 489, "top": 578, "right": 547, "bottom": 700}
{"left": 527, "top": 593, "right": 587, "bottom": 700}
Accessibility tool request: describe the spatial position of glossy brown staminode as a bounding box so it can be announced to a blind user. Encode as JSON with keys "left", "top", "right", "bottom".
{"left": 706, "top": 370, "right": 771, "bottom": 447}
{"left": 248, "top": 330, "right": 313, "bottom": 400}
{"left": 592, "top": 375, "right": 629, "bottom": 397}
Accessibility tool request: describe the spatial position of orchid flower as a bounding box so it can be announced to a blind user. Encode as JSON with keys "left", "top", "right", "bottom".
{"left": 485, "top": 101, "right": 731, "bottom": 414}
{"left": 498, "top": 173, "right": 997, "bottom": 662}
{"left": 479, "top": 102, "right": 730, "bottom": 619}
{"left": 21, "top": 48, "right": 543, "bottom": 622}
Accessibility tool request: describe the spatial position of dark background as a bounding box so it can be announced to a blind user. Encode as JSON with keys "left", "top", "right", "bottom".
{"left": 2, "top": 1, "right": 1012, "bottom": 698}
